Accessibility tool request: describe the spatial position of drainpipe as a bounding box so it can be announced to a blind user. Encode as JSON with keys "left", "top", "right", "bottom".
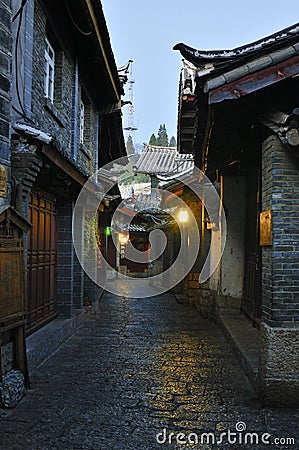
{"left": 201, "top": 104, "right": 214, "bottom": 173}
{"left": 94, "top": 112, "right": 99, "bottom": 173}
{"left": 71, "top": 58, "right": 79, "bottom": 160}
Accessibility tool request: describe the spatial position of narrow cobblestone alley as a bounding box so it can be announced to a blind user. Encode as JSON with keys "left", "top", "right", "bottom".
{"left": 0, "top": 290, "right": 297, "bottom": 450}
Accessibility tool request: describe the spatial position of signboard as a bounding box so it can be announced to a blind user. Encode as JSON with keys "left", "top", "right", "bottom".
{"left": 260, "top": 210, "right": 272, "bottom": 246}
{"left": 0, "top": 206, "right": 31, "bottom": 389}
{"left": 0, "top": 165, "right": 7, "bottom": 197}
{"left": 0, "top": 249, "right": 24, "bottom": 322}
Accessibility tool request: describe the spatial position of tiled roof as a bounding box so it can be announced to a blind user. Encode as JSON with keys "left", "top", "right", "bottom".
{"left": 134, "top": 192, "right": 161, "bottom": 212}
{"left": 129, "top": 223, "right": 148, "bottom": 232}
{"left": 173, "top": 23, "right": 299, "bottom": 70}
{"left": 175, "top": 23, "right": 299, "bottom": 105}
{"left": 135, "top": 145, "right": 194, "bottom": 180}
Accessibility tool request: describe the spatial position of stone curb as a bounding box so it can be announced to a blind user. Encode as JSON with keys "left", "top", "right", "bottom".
{"left": 26, "top": 305, "right": 94, "bottom": 374}
{"left": 218, "top": 314, "right": 261, "bottom": 389}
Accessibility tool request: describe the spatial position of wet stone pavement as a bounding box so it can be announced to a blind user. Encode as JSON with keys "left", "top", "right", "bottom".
{"left": 0, "top": 290, "right": 298, "bottom": 449}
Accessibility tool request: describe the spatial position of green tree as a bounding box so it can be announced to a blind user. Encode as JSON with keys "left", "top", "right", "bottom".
{"left": 156, "top": 124, "right": 169, "bottom": 147}
{"left": 126, "top": 135, "right": 135, "bottom": 155}
{"left": 169, "top": 136, "right": 177, "bottom": 147}
{"left": 149, "top": 133, "right": 157, "bottom": 145}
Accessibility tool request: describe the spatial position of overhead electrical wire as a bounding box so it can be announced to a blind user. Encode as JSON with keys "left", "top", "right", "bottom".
{"left": 12, "top": 0, "right": 27, "bottom": 22}
{"left": 64, "top": 0, "right": 92, "bottom": 36}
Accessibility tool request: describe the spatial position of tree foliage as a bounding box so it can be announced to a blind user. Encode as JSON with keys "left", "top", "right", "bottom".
{"left": 149, "top": 133, "right": 157, "bottom": 145}
{"left": 169, "top": 136, "right": 177, "bottom": 147}
{"left": 121, "top": 173, "right": 150, "bottom": 185}
{"left": 148, "top": 125, "right": 176, "bottom": 148}
{"left": 119, "top": 161, "right": 150, "bottom": 185}
{"left": 156, "top": 124, "right": 168, "bottom": 147}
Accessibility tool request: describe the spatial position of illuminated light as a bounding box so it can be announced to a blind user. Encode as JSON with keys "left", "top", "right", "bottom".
{"left": 119, "top": 233, "right": 129, "bottom": 245}
{"left": 178, "top": 210, "right": 188, "bottom": 223}
{"left": 104, "top": 226, "right": 111, "bottom": 236}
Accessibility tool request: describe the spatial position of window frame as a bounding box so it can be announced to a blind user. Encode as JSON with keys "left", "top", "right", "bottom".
{"left": 44, "top": 38, "right": 55, "bottom": 103}
{"left": 79, "top": 100, "right": 85, "bottom": 145}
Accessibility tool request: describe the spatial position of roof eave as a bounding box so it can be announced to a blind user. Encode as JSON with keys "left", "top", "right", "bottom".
{"left": 208, "top": 53, "right": 299, "bottom": 104}
{"left": 203, "top": 43, "right": 299, "bottom": 99}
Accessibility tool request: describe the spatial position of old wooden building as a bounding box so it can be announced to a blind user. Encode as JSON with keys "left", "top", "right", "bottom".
{"left": 0, "top": 0, "right": 126, "bottom": 382}
{"left": 174, "top": 23, "right": 299, "bottom": 406}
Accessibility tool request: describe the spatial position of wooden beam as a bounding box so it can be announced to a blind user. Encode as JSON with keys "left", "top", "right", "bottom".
{"left": 41, "top": 144, "right": 87, "bottom": 186}
{"left": 209, "top": 56, "right": 299, "bottom": 104}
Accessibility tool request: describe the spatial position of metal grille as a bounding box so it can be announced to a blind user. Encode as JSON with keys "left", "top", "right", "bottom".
{"left": 27, "top": 190, "right": 57, "bottom": 333}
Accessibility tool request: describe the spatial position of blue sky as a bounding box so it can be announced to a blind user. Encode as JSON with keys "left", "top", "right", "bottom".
{"left": 102, "top": 1, "right": 298, "bottom": 146}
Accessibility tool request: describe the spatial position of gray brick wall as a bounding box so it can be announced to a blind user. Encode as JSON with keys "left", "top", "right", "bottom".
{"left": 262, "top": 135, "right": 299, "bottom": 327}
{"left": 78, "top": 103, "right": 97, "bottom": 175}
{"left": 56, "top": 200, "right": 74, "bottom": 317}
{"left": 31, "top": 0, "right": 96, "bottom": 175}
{"left": 0, "top": 0, "right": 12, "bottom": 206}
{"left": 73, "top": 254, "right": 84, "bottom": 310}
{"left": 31, "top": 1, "right": 72, "bottom": 153}
{"left": 53, "top": 50, "right": 73, "bottom": 133}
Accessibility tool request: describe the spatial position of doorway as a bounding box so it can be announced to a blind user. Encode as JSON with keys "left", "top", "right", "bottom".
{"left": 27, "top": 189, "right": 57, "bottom": 333}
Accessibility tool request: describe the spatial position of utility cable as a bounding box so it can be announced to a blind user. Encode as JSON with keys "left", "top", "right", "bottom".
{"left": 12, "top": 0, "right": 27, "bottom": 22}
{"left": 13, "top": 0, "right": 35, "bottom": 124}
{"left": 14, "top": 4, "right": 29, "bottom": 119}
{"left": 12, "top": 105, "right": 34, "bottom": 125}
{"left": 64, "top": 0, "right": 92, "bottom": 36}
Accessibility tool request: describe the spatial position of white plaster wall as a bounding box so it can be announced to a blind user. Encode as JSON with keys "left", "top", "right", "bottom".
{"left": 209, "top": 228, "right": 221, "bottom": 291}
{"left": 220, "top": 176, "right": 246, "bottom": 298}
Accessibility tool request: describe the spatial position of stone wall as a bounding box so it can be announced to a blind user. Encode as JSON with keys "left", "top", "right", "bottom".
{"left": 0, "top": 0, "right": 12, "bottom": 207}
{"left": 258, "top": 134, "right": 299, "bottom": 406}
{"left": 259, "top": 324, "right": 299, "bottom": 407}
{"left": 261, "top": 135, "right": 299, "bottom": 327}
{"left": 56, "top": 200, "right": 75, "bottom": 317}
{"left": 31, "top": 2, "right": 72, "bottom": 152}
{"left": 78, "top": 103, "right": 97, "bottom": 176}
{"left": 31, "top": 0, "right": 97, "bottom": 175}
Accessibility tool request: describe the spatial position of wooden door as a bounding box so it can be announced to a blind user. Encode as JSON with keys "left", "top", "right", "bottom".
{"left": 242, "top": 170, "right": 262, "bottom": 324}
{"left": 27, "top": 190, "right": 57, "bottom": 333}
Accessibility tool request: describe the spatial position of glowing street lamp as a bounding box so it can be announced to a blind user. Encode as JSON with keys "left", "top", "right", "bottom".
{"left": 177, "top": 210, "right": 189, "bottom": 268}
{"left": 118, "top": 233, "right": 129, "bottom": 245}
{"left": 178, "top": 209, "right": 188, "bottom": 223}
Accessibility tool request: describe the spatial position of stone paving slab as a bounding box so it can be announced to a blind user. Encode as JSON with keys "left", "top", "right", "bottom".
{"left": 0, "top": 291, "right": 298, "bottom": 449}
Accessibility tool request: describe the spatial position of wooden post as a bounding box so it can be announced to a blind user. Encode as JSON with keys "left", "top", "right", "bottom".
{"left": 15, "top": 325, "right": 30, "bottom": 388}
